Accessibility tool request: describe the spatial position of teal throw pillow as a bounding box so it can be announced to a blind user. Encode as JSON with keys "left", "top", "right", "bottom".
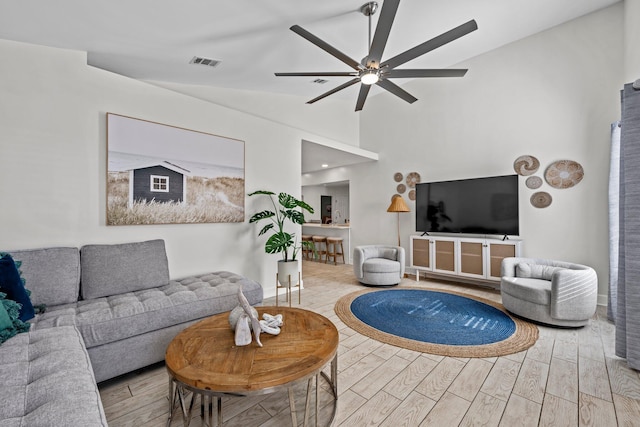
{"left": 0, "top": 253, "right": 35, "bottom": 321}
{"left": 0, "top": 292, "right": 30, "bottom": 344}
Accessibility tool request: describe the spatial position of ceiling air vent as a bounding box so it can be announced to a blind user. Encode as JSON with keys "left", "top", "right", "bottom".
{"left": 312, "top": 79, "right": 328, "bottom": 84}
{"left": 189, "top": 56, "right": 221, "bottom": 68}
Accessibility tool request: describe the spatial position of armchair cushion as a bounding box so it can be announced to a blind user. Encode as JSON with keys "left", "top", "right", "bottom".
{"left": 363, "top": 258, "right": 401, "bottom": 274}
{"left": 500, "top": 277, "right": 551, "bottom": 305}
{"left": 516, "top": 263, "right": 565, "bottom": 281}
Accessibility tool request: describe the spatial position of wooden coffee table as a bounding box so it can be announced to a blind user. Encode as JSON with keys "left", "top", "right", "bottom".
{"left": 165, "top": 306, "right": 339, "bottom": 427}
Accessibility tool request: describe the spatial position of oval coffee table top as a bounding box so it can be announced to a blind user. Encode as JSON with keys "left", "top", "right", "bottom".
{"left": 165, "top": 306, "right": 339, "bottom": 394}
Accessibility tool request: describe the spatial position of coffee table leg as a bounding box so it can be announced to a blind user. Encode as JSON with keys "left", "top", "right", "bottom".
{"left": 315, "top": 373, "right": 320, "bottom": 425}
{"left": 288, "top": 387, "right": 298, "bottom": 426}
{"left": 216, "top": 397, "right": 223, "bottom": 427}
{"left": 303, "top": 377, "right": 313, "bottom": 427}
{"left": 167, "top": 379, "right": 176, "bottom": 427}
{"left": 331, "top": 355, "right": 338, "bottom": 396}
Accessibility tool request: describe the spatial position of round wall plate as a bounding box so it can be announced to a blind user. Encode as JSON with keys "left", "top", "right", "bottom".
{"left": 530, "top": 191, "right": 552, "bottom": 208}
{"left": 513, "top": 155, "right": 540, "bottom": 176}
{"left": 406, "top": 172, "right": 421, "bottom": 188}
{"left": 545, "top": 160, "right": 584, "bottom": 189}
{"left": 393, "top": 172, "right": 403, "bottom": 182}
{"left": 526, "top": 176, "right": 543, "bottom": 189}
{"left": 397, "top": 183, "right": 406, "bottom": 193}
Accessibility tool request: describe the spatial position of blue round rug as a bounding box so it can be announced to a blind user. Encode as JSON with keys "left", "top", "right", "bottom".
{"left": 335, "top": 287, "right": 538, "bottom": 357}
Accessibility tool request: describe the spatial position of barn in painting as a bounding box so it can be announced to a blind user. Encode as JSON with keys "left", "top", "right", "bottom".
{"left": 128, "top": 161, "right": 190, "bottom": 207}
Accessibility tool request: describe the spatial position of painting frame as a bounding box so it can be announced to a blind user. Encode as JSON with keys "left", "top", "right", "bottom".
{"left": 106, "top": 113, "right": 245, "bottom": 225}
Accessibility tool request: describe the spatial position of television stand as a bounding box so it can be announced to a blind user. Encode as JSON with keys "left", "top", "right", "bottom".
{"left": 409, "top": 235, "right": 522, "bottom": 282}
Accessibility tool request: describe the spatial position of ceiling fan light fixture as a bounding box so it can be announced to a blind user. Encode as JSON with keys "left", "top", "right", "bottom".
{"left": 360, "top": 69, "right": 379, "bottom": 85}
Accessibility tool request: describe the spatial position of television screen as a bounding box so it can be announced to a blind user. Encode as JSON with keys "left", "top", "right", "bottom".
{"left": 415, "top": 175, "right": 519, "bottom": 236}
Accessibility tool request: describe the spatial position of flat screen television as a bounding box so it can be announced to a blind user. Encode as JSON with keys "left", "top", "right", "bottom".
{"left": 415, "top": 174, "right": 519, "bottom": 236}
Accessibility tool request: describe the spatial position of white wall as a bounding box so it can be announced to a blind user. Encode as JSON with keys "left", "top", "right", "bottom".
{"left": 147, "top": 82, "right": 359, "bottom": 147}
{"left": 0, "top": 39, "right": 349, "bottom": 298}
{"left": 625, "top": 0, "right": 640, "bottom": 83}
{"left": 337, "top": 4, "right": 621, "bottom": 303}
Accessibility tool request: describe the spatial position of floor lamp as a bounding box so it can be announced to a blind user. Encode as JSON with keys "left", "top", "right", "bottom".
{"left": 387, "top": 195, "right": 410, "bottom": 246}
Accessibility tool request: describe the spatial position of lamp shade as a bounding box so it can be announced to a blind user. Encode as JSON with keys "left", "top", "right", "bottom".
{"left": 387, "top": 196, "right": 410, "bottom": 213}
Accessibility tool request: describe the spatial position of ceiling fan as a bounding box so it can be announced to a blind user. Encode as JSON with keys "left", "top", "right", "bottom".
{"left": 275, "top": 0, "right": 478, "bottom": 111}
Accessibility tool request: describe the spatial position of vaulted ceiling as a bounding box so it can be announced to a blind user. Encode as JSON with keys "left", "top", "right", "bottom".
{"left": 0, "top": 0, "right": 620, "bottom": 101}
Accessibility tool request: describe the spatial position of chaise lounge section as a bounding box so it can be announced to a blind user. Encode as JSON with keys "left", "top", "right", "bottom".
{"left": 0, "top": 239, "right": 263, "bottom": 426}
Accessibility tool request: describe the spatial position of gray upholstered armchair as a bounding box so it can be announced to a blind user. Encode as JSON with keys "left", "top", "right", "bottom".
{"left": 500, "top": 257, "right": 598, "bottom": 327}
{"left": 353, "top": 245, "right": 405, "bottom": 286}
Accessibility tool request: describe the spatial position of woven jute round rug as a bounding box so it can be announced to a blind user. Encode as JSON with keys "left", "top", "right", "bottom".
{"left": 335, "top": 287, "right": 538, "bottom": 358}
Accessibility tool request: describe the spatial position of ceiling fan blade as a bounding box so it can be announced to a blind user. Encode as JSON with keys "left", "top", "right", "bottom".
{"left": 355, "top": 84, "right": 372, "bottom": 111}
{"left": 376, "top": 79, "right": 418, "bottom": 104}
{"left": 307, "top": 78, "right": 360, "bottom": 104}
{"left": 384, "top": 69, "right": 468, "bottom": 78}
{"left": 366, "top": 0, "right": 400, "bottom": 68}
{"left": 290, "top": 25, "right": 362, "bottom": 71}
{"left": 275, "top": 72, "right": 358, "bottom": 77}
{"left": 381, "top": 20, "right": 478, "bottom": 70}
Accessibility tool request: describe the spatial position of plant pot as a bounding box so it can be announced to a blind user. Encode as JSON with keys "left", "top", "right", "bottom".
{"left": 277, "top": 260, "right": 299, "bottom": 287}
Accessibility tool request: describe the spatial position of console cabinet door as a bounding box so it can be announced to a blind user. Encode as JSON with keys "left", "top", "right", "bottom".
{"left": 411, "top": 237, "right": 431, "bottom": 269}
{"left": 433, "top": 238, "right": 456, "bottom": 274}
{"left": 486, "top": 241, "right": 521, "bottom": 280}
{"left": 458, "top": 239, "right": 486, "bottom": 279}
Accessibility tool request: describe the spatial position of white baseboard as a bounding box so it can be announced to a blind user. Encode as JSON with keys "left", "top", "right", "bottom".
{"left": 598, "top": 293, "right": 608, "bottom": 307}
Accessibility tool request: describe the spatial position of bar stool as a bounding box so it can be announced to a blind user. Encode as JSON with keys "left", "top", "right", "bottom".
{"left": 301, "top": 235, "right": 313, "bottom": 260}
{"left": 312, "top": 235, "right": 327, "bottom": 262}
{"left": 326, "top": 237, "right": 345, "bottom": 265}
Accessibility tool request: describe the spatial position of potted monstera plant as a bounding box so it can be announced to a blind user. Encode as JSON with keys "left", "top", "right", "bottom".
{"left": 248, "top": 190, "right": 314, "bottom": 286}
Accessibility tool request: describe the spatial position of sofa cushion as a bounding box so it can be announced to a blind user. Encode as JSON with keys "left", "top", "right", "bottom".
{"left": 35, "top": 271, "right": 263, "bottom": 349}
{"left": 363, "top": 258, "right": 401, "bottom": 274}
{"left": 0, "top": 326, "right": 108, "bottom": 426}
{"left": 80, "top": 239, "right": 170, "bottom": 299}
{"left": 516, "top": 263, "right": 564, "bottom": 281}
{"left": 501, "top": 276, "right": 551, "bottom": 305}
{"left": 8, "top": 247, "right": 81, "bottom": 307}
{"left": 0, "top": 254, "right": 35, "bottom": 321}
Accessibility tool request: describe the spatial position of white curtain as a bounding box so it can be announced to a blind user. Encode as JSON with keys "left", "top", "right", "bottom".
{"left": 608, "top": 121, "right": 620, "bottom": 321}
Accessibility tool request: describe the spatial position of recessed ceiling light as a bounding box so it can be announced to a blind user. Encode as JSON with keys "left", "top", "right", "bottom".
{"left": 321, "top": 164, "right": 329, "bottom": 168}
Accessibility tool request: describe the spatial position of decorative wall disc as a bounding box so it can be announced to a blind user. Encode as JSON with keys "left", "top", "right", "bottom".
{"left": 406, "top": 172, "right": 421, "bottom": 188}
{"left": 397, "top": 183, "right": 406, "bottom": 194}
{"left": 394, "top": 172, "right": 403, "bottom": 182}
{"left": 544, "top": 160, "right": 584, "bottom": 189}
{"left": 408, "top": 190, "right": 416, "bottom": 201}
{"left": 525, "top": 176, "right": 543, "bottom": 189}
{"left": 530, "top": 191, "right": 552, "bottom": 208}
{"left": 513, "top": 155, "right": 540, "bottom": 176}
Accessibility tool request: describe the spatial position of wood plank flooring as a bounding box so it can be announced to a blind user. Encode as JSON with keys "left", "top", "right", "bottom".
{"left": 98, "top": 261, "right": 640, "bottom": 426}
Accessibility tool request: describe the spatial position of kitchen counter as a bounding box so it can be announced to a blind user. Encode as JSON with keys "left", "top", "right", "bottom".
{"left": 302, "top": 223, "right": 350, "bottom": 229}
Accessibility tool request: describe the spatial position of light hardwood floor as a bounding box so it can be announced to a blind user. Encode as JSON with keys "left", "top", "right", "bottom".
{"left": 98, "top": 261, "right": 640, "bottom": 426}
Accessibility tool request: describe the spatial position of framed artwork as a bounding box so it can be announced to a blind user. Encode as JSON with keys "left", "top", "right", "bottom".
{"left": 106, "top": 113, "right": 245, "bottom": 225}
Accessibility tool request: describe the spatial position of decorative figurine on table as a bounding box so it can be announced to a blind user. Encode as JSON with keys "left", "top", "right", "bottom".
{"left": 229, "top": 287, "right": 283, "bottom": 347}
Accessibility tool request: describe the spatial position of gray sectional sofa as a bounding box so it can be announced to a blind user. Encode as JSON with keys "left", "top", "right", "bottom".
{"left": 0, "top": 239, "right": 263, "bottom": 426}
